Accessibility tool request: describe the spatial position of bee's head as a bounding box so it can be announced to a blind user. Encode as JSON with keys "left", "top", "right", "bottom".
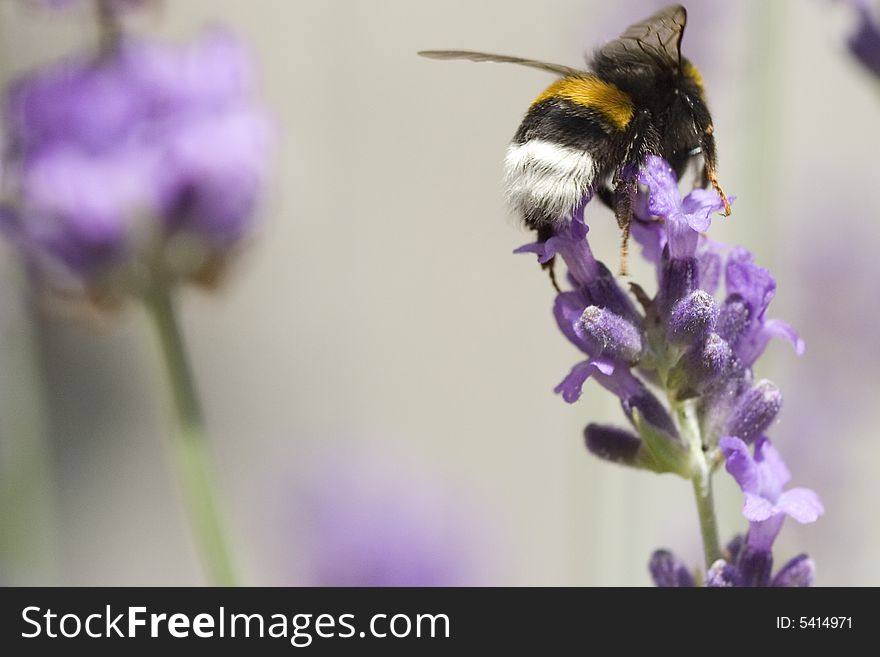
{"left": 661, "top": 58, "right": 724, "bottom": 206}
{"left": 675, "top": 58, "right": 728, "bottom": 213}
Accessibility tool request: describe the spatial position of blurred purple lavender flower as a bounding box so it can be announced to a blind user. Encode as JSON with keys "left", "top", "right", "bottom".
{"left": 0, "top": 28, "right": 271, "bottom": 299}
{"left": 517, "top": 155, "right": 821, "bottom": 585}
{"left": 294, "top": 447, "right": 481, "bottom": 587}
{"left": 839, "top": 0, "right": 880, "bottom": 77}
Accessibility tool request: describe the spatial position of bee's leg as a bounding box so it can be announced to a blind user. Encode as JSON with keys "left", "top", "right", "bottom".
{"left": 612, "top": 111, "right": 658, "bottom": 276}
{"left": 700, "top": 128, "right": 731, "bottom": 216}
{"left": 535, "top": 223, "right": 561, "bottom": 293}
{"left": 612, "top": 170, "right": 638, "bottom": 276}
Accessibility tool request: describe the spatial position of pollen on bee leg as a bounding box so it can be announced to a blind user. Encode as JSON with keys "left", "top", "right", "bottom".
{"left": 618, "top": 223, "right": 631, "bottom": 276}
{"left": 707, "top": 169, "right": 731, "bottom": 216}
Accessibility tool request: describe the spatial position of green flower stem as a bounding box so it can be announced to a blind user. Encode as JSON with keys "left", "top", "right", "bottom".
{"left": 691, "top": 467, "right": 721, "bottom": 571}
{"left": 146, "top": 280, "right": 238, "bottom": 586}
{"left": 676, "top": 399, "right": 722, "bottom": 570}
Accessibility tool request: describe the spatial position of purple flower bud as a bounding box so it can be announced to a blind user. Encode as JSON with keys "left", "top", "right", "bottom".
{"left": 649, "top": 550, "right": 695, "bottom": 587}
{"left": 771, "top": 554, "right": 815, "bottom": 587}
{"left": 725, "top": 380, "right": 782, "bottom": 444}
{"left": 716, "top": 294, "right": 750, "bottom": 344}
{"left": 725, "top": 534, "right": 745, "bottom": 562}
{"left": 706, "top": 559, "right": 741, "bottom": 587}
{"left": 584, "top": 424, "right": 642, "bottom": 466}
{"left": 622, "top": 388, "right": 679, "bottom": 439}
{"left": 657, "top": 255, "right": 697, "bottom": 317}
{"left": 583, "top": 263, "right": 642, "bottom": 325}
{"left": 577, "top": 306, "right": 643, "bottom": 364}
{"left": 676, "top": 332, "right": 735, "bottom": 391}
{"left": 667, "top": 290, "right": 718, "bottom": 345}
{"left": 737, "top": 545, "right": 773, "bottom": 587}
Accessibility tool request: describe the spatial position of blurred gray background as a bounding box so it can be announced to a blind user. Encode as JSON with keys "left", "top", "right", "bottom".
{"left": 1, "top": 0, "right": 878, "bottom": 586}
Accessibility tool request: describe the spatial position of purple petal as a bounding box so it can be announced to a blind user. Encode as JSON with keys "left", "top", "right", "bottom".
{"left": 681, "top": 188, "right": 726, "bottom": 232}
{"left": 553, "top": 360, "right": 615, "bottom": 404}
{"left": 725, "top": 247, "right": 776, "bottom": 319}
{"left": 696, "top": 248, "right": 722, "bottom": 294}
{"left": 592, "top": 358, "right": 615, "bottom": 376}
{"left": 553, "top": 291, "right": 589, "bottom": 352}
{"left": 720, "top": 436, "right": 758, "bottom": 493}
{"left": 746, "top": 515, "right": 785, "bottom": 552}
{"left": 681, "top": 188, "right": 728, "bottom": 215}
{"left": 685, "top": 212, "right": 711, "bottom": 233}
{"left": 548, "top": 222, "right": 602, "bottom": 286}
{"left": 776, "top": 488, "right": 824, "bottom": 524}
{"left": 754, "top": 437, "right": 791, "bottom": 490}
{"left": 638, "top": 156, "right": 681, "bottom": 219}
{"left": 743, "top": 493, "right": 777, "bottom": 522}
{"left": 736, "top": 320, "right": 804, "bottom": 368}
{"left": 665, "top": 213, "right": 700, "bottom": 259}
{"left": 514, "top": 239, "right": 555, "bottom": 264}
{"left": 764, "top": 319, "right": 806, "bottom": 355}
{"left": 631, "top": 217, "right": 665, "bottom": 267}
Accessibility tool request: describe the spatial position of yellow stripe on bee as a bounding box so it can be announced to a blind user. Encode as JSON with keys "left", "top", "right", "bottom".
{"left": 531, "top": 76, "right": 634, "bottom": 131}
{"left": 682, "top": 60, "right": 704, "bottom": 91}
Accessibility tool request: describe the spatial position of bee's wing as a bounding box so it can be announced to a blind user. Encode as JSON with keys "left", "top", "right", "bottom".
{"left": 596, "top": 4, "right": 687, "bottom": 69}
{"left": 418, "top": 50, "right": 585, "bottom": 77}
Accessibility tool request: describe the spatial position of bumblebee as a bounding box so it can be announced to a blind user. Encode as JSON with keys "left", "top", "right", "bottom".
{"left": 420, "top": 4, "right": 729, "bottom": 277}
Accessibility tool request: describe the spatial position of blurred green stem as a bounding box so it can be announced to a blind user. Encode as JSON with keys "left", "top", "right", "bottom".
{"left": 146, "top": 280, "right": 238, "bottom": 586}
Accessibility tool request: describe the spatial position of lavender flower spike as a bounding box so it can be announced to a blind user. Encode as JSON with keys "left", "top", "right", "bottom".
{"left": 721, "top": 436, "right": 824, "bottom": 551}
{"left": 0, "top": 29, "right": 271, "bottom": 299}
{"left": 512, "top": 150, "right": 821, "bottom": 584}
